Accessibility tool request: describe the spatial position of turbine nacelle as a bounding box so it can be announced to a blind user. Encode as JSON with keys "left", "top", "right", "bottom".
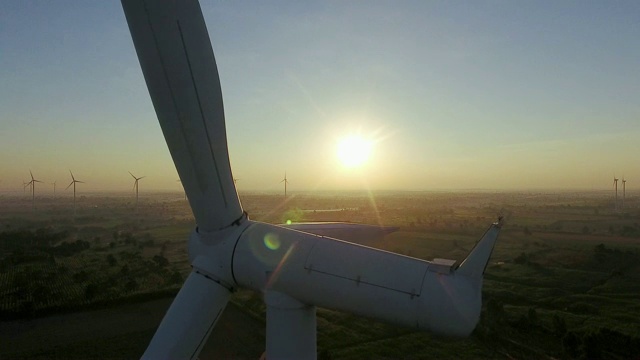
{"left": 232, "top": 221, "right": 498, "bottom": 336}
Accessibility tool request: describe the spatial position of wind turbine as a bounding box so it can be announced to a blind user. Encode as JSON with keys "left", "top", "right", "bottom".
{"left": 613, "top": 175, "right": 619, "bottom": 210}
{"left": 23, "top": 180, "right": 30, "bottom": 195}
{"left": 622, "top": 177, "right": 626, "bottom": 209}
{"left": 121, "top": 1, "right": 501, "bottom": 358}
{"left": 280, "top": 172, "right": 289, "bottom": 197}
{"left": 52, "top": 181, "right": 57, "bottom": 199}
{"left": 27, "top": 170, "right": 42, "bottom": 210}
{"left": 66, "top": 170, "right": 84, "bottom": 216}
{"left": 129, "top": 171, "right": 145, "bottom": 210}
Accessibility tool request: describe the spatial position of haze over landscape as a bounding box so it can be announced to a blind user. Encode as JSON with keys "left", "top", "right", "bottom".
{"left": 2, "top": 2, "right": 640, "bottom": 359}
{"left": 1, "top": 1, "right": 639, "bottom": 192}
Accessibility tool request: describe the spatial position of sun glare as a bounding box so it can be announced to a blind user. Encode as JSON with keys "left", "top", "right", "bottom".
{"left": 337, "top": 135, "right": 373, "bottom": 168}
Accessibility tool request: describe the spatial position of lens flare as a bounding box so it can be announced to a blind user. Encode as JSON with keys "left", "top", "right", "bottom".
{"left": 264, "top": 233, "right": 281, "bottom": 250}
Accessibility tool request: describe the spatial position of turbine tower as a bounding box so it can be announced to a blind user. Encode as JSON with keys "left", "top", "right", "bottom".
{"left": 280, "top": 172, "right": 289, "bottom": 197}
{"left": 27, "top": 170, "right": 42, "bottom": 210}
{"left": 23, "top": 180, "right": 30, "bottom": 195}
{"left": 622, "top": 177, "right": 626, "bottom": 209}
{"left": 121, "top": 1, "right": 501, "bottom": 358}
{"left": 66, "top": 170, "right": 84, "bottom": 216}
{"left": 613, "top": 176, "right": 619, "bottom": 210}
{"left": 129, "top": 172, "right": 145, "bottom": 210}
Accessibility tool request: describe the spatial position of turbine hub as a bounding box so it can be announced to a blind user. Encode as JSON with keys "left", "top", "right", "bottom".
{"left": 188, "top": 219, "right": 251, "bottom": 290}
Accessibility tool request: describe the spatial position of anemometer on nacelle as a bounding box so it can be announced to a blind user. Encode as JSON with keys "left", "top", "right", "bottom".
{"left": 121, "top": 0, "right": 501, "bottom": 358}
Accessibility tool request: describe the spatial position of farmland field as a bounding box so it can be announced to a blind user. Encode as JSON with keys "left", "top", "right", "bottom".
{"left": 1, "top": 190, "right": 639, "bottom": 359}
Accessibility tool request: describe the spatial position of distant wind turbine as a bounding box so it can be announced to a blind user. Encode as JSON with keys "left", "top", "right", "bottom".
{"left": 52, "top": 181, "right": 57, "bottom": 199}
{"left": 27, "top": 170, "right": 42, "bottom": 210}
{"left": 613, "top": 176, "right": 619, "bottom": 210}
{"left": 129, "top": 172, "right": 145, "bottom": 210}
{"left": 66, "top": 170, "right": 85, "bottom": 216}
{"left": 280, "top": 172, "right": 289, "bottom": 197}
{"left": 23, "top": 180, "right": 30, "bottom": 195}
{"left": 622, "top": 177, "right": 626, "bottom": 209}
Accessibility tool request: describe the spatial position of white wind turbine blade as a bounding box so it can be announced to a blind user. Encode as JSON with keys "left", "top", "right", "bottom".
{"left": 122, "top": 0, "right": 241, "bottom": 233}
{"left": 142, "top": 272, "right": 231, "bottom": 359}
{"left": 65, "top": 172, "right": 78, "bottom": 187}
{"left": 122, "top": 0, "right": 240, "bottom": 358}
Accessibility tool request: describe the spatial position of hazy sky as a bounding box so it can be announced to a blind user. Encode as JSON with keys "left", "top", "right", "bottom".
{"left": 1, "top": 1, "right": 639, "bottom": 193}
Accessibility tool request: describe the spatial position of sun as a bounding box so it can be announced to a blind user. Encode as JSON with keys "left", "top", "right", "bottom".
{"left": 336, "top": 135, "right": 373, "bottom": 168}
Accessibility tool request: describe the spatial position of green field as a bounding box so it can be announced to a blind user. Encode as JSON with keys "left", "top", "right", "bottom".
{"left": 1, "top": 190, "right": 639, "bottom": 359}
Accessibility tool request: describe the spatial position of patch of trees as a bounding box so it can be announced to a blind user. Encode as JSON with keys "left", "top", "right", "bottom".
{"left": 562, "top": 328, "right": 640, "bottom": 359}
{"left": 1, "top": 283, "right": 182, "bottom": 321}
{"left": 566, "top": 302, "right": 599, "bottom": 315}
{"left": 619, "top": 225, "right": 638, "bottom": 237}
{"left": 3, "top": 250, "right": 54, "bottom": 266}
{"left": 512, "top": 307, "right": 540, "bottom": 332}
{"left": 106, "top": 254, "right": 117, "bottom": 266}
{"left": 85, "top": 283, "right": 99, "bottom": 301}
{"left": 0, "top": 229, "right": 90, "bottom": 265}
{"left": 73, "top": 270, "right": 90, "bottom": 283}
{"left": 591, "top": 243, "right": 640, "bottom": 272}
{"left": 0, "top": 228, "right": 69, "bottom": 251}
{"left": 514, "top": 252, "right": 528, "bottom": 264}
{"left": 50, "top": 240, "right": 90, "bottom": 257}
{"left": 112, "top": 231, "right": 156, "bottom": 249}
{"left": 152, "top": 255, "right": 169, "bottom": 268}
{"left": 477, "top": 300, "right": 640, "bottom": 359}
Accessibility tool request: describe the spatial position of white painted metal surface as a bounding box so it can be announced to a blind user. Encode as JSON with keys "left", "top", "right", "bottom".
{"left": 265, "top": 291, "right": 317, "bottom": 359}
{"left": 233, "top": 222, "right": 500, "bottom": 337}
{"left": 457, "top": 224, "right": 501, "bottom": 278}
{"left": 121, "top": 0, "right": 242, "bottom": 232}
{"left": 121, "top": 0, "right": 502, "bottom": 358}
{"left": 142, "top": 271, "right": 231, "bottom": 360}
{"left": 282, "top": 222, "right": 399, "bottom": 243}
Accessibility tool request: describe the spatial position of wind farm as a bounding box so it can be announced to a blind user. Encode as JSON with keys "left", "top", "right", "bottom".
{"left": 1, "top": 1, "right": 639, "bottom": 359}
